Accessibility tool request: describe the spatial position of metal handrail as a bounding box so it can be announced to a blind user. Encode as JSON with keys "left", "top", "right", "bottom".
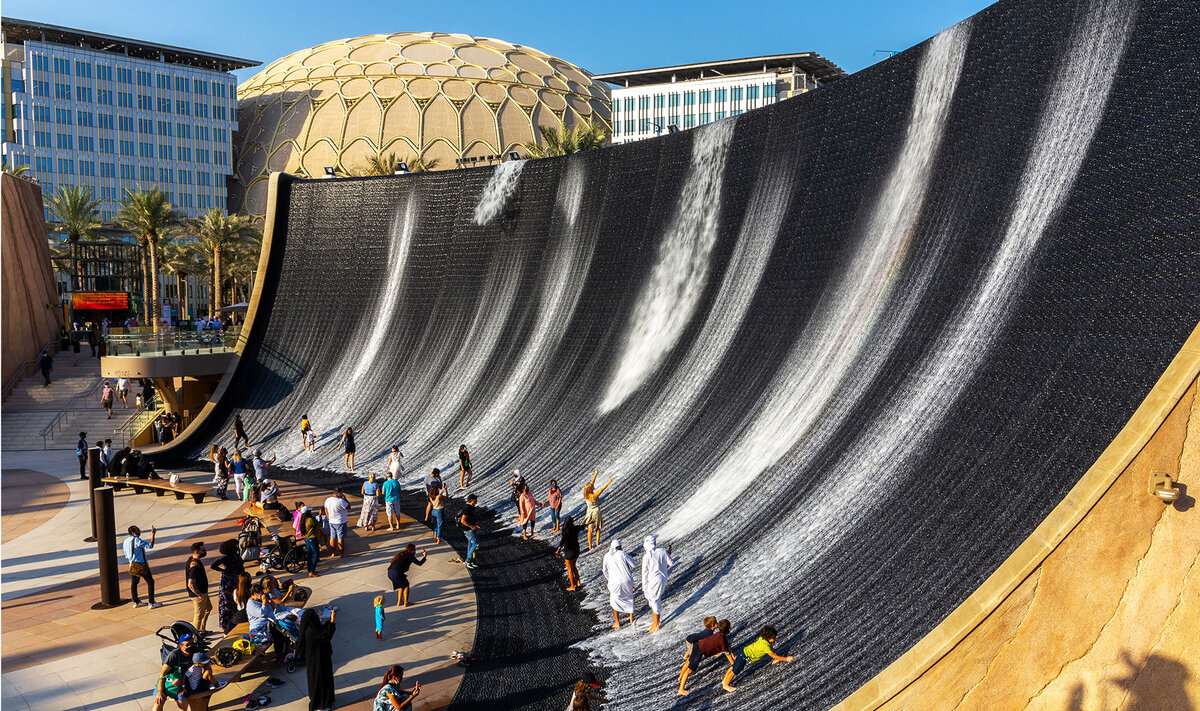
{"left": 38, "top": 375, "right": 103, "bottom": 448}
{"left": 113, "top": 400, "right": 164, "bottom": 447}
{"left": 105, "top": 329, "right": 241, "bottom": 357}
{"left": 2, "top": 341, "right": 58, "bottom": 402}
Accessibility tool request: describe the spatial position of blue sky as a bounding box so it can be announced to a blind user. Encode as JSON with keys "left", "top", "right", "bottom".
{"left": 6, "top": 0, "right": 994, "bottom": 83}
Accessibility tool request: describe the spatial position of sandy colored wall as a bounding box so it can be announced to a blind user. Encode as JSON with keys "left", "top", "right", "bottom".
{"left": 1, "top": 174, "right": 61, "bottom": 387}
{"left": 856, "top": 371, "right": 1199, "bottom": 710}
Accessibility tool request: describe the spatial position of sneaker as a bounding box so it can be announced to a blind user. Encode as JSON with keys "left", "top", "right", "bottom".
{"left": 131, "top": 601, "right": 142, "bottom": 608}
{"left": 149, "top": 602, "right": 163, "bottom": 609}
{"left": 464, "top": 561, "right": 477, "bottom": 569}
{"left": 214, "top": 681, "right": 229, "bottom": 689}
{"left": 266, "top": 678, "right": 285, "bottom": 688}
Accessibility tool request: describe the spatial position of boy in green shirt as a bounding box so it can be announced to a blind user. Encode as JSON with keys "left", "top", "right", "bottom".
{"left": 722, "top": 625, "right": 794, "bottom": 692}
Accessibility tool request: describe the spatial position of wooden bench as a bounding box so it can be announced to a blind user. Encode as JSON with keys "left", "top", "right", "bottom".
{"left": 186, "top": 587, "right": 310, "bottom": 710}
{"left": 101, "top": 476, "right": 209, "bottom": 504}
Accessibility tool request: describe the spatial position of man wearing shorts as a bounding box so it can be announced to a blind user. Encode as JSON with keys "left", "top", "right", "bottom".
{"left": 323, "top": 487, "right": 350, "bottom": 557}
{"left": 382, "top": 473, "right": 402, "bottom": 531}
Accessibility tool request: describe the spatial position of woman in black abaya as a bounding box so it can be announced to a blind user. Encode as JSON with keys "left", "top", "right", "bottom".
{"left": 298, "top": 607, "right": 337, "bottom": 711}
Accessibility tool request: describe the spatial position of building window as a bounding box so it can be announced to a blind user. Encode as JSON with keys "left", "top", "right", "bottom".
{"left": 714, "top": 88, "right": 726, "bottom": 104}
{"left": 764, "top": 84, "right": 776, "bottom": 99}
{"left": 747, "top": 86, "right": 759, "bottom": 101}
{"left": 668, "top": 94, "right": 680, "bottom": 108}
{"left": 698, "top": 112, "right": 710, "bottom": 125}
{"left": 683, "top": 114, "right": 696, "bottom": 128}
{"left": 684, "top": 92, "right": 695, "bottom": 106}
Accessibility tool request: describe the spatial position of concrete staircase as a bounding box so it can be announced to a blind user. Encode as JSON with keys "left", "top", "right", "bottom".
{"left": 1, "top": 356, "right": 145, "bottom": 451}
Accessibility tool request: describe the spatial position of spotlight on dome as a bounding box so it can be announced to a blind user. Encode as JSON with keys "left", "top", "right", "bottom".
{"left": 395, "top": 162, "right": 410, "bottom": 175}
{"left": 507, "top": 151, "right": 522, "bottom": 162}
{"left": 668, "top": 124, "right": 680, "bottom": 133}
{"left": 322, "top": 166, "right": 335, "bottom": 178}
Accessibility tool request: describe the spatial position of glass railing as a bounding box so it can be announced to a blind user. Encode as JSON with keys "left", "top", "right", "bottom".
{"left": 104, "top": 329, "right": 242, "bottom": 357}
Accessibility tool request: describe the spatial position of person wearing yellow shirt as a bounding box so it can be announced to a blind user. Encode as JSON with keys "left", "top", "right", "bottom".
{"left": 722, "top": 625, "right": 794, "bottom": 692}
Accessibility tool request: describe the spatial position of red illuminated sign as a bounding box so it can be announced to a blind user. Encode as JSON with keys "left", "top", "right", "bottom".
{"left": 72, "top": 292, "right": 130, "bottom": 310}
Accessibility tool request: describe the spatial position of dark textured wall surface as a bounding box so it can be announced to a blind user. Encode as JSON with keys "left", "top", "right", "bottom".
{"left": 2, "top": 174, "right": 61, "bottom": 387}
{"left": 171, "top": 0, "right": 1200, "bottom": 708}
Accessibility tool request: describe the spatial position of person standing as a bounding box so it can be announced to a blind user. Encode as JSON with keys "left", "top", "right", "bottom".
{"left": 185, "top": 542, "right": 211, "bottom": 634}
{"left": 461, "top": 494, "right": 480, "bottom": 569}
{"left": 299, "top": 608, "right": 337, "bottom": 711}
{"left": 117, "top": 376, "right": 130, "bottom": 408}
{"left": 543, "top": 480, "right": 563, "bottom": 533}
{"left": 358, "top": 473, "right": 380, "bottom": 531}
{"left": 123, "top": 525, "right": 162, "bottom": 608}
{"left": 99, "top": 439, "right": 113, "bottom": 474}
{"left": 583, "top": 470, "right": 612, "bottom": 550}
{"left": 252, "top": 449, "right": 276, "bottom": 483}
{"left": 458, "top": 444, "right": 473, "bottom": 490}
{"left": 641, "top": 534, "right": 675, "bottom": 632}
{"left": 386, "top": 446, "right": 404, "bottom": 480}
{"left": 212, "top": 447, "right": 230, "bottom": 500}
{"left": 299, "top": 414, "right": 312, "bottom": 451}
{"left": 516, "top": 483, "right": 539, "bottom": 540}
{"left": 210, "top": 540, "right": 246, "bottom": 634}
{"left": 386, "top": 544, "right": 427, "bottom": 607}
{"left": 100, "top": 381, "right": 116, "bottom": 419}
{"left": 382, "top": 473, "right": 403, "bottom": 532}
{"left": 76, "top": 431, "right": 88, "bottom": 480}
{"left": 338, "top": 426, "right": 359, "bottom": 471}
{"left": 555, "top": 516, "right": 582, "bottom": 591}
{"left": 427, "top": 487, "right": 447, "bottom": 543}
{"left": 38, "top": 351, "right": 53, "bottom": 386}
{"left": 230, "top": 450, "right": 248, "bottom": 501}
{"left": 300, "top": 507, "right": 322, "bottom": 577}
{"left": 602, "top": 540, "right": 636, "bottom": 629}
{"left": 233, "top": 414, "right": 249, "bottom": 449}
{"left": 323, "top": 487, "right": 350, "bottom": 558}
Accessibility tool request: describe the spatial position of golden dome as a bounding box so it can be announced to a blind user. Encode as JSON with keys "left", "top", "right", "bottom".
{"left": 232, "top": 32, "right": 612, "bottom": 221}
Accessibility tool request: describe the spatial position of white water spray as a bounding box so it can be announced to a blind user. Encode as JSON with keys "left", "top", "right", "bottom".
{"left": 660, "top": 24, "right": 971, "bottom": 539}
{"left": 349, "top": 193, "right": 417, "bottom": 385}
{"left": 473, "top": 160, "right": 526, "bottom": 225}
{"left": 599, "top": 119, "right": 737, "bottom": 414}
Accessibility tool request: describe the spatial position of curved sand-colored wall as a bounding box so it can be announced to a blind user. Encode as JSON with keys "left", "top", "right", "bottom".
{"left": 839, "top": 325, "right": 1200, "bottom": 710}
{"left": 1, "top": 174, "right": 61, "bottom": 387}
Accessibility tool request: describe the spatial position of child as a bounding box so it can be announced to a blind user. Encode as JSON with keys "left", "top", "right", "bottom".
{"left": 135, "top": 392, "right": 145, "bottom": 410}
{"left": 543, "top": 480, "right": 563, "bottom": 533}
{"left": 678, "top": 616, "right": 718, "bottom": 695}
{"left": 374, "top": 595, "right": 386, "bottom": 641}
{"left": 186, "top": 652, "right": 227, "bottom": 693}
{"left": 722, "top": 625, "right": 794, "bottom": 692}
{"left": 304, "top": 428, "right": 316, "bottom": 452}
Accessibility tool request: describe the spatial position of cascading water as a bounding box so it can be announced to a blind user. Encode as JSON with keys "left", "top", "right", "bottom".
{"left": 599, "top": 118, "right": 737, "bottom": 414}
{"left": 473, "top": 160, "right": 526, "bottom": 225}
{"left": 660, "top": 23, "right": 971, "bottom": 540}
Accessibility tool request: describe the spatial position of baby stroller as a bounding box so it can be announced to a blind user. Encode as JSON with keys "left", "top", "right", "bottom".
{"left": 270, "top": 614, "right": 303, "bottom": 673}
{"left": 239, "top": 516, "right": 264, "bottom": 562}
{"left": 155, "top": 620, "right": 208, "bottom": 663}
{"left": 261, "top": 533, "right": 306, "bottom": 574}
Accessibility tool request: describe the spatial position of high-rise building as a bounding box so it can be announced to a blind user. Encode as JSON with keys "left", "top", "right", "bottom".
{"left": 595, "top": 53, "right": 844, "bottom": 144}
{"left": 0, "top": 17, "right": 257, "bottom": 222}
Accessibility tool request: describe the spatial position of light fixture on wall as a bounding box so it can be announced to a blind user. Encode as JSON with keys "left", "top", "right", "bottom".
{"left": 395, "top": 162, "right": 410, "bottom": 175}
{"left": 1148, "top": 471, "right": 1181, "bottom": 503}
{"left": 322, "top": 166, "right": 335, "bottom": 178}
{"left": 507, "top": 151, "right": 521, "bottom": 161}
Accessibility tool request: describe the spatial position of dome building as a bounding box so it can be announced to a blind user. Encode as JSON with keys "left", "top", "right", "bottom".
{"left": 232, "top": 32, "right": 612, "bottom": 221}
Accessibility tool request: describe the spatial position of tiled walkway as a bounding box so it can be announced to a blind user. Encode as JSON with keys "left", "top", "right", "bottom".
{"left": 0, "top": 450, "right": 476, "bottom": 710}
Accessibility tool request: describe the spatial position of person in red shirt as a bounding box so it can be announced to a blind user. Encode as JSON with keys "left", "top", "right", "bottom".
{"left": 678, "top": 619, "right": 732, "bottom": 695}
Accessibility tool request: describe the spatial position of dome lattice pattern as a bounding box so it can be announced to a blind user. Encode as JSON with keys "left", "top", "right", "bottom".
{"left": 233, "top": 32, "right": 612, "bottom": 221}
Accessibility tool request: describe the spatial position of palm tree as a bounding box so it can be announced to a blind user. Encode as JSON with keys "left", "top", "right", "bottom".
{"left": 355, "top": 151, "right": 441, "bottom": 176}
{"left": 46, "top": 185, "right": 102, "bottom": 292}
{"left": 116, "top": 189, "right": 177, "bottom": 332}
{"left": 159, "top": 240, "right": 203, "bottom": 321}
{"left": 2, "top": 157, "right": 31, "bottom": 178}
{"left": 182, "top": 209, "right": 260, "bottom": 317}
{"left": 519, "top": 121, "right": 609, "bottom": 158}
{"left": 222, "top": 235, "right": 262, "bottom": 308}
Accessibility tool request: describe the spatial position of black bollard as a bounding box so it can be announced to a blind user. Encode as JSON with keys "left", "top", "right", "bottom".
{"left": 92, "top": 486, "right": 124, "bottom": 609}
{"left": 85, "top": 446, "right": 102, "bottom": 542}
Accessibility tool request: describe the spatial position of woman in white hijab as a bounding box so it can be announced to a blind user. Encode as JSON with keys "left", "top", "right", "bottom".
{"left": 602, "top": 539, "right": 636, "bottom": 629}
{"left": 641, "top": 534, "right": 674, "bottom": 632}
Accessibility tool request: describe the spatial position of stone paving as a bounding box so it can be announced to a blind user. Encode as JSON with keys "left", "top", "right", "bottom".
{"left": 0, "top": 449, "right": 476, "bottom": 711}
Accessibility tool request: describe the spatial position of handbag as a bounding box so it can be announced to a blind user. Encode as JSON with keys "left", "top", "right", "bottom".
{"left": 169, "top": 473, "right": 180, "bottom": 485}
{"left": 129, "top": 561, "right": 150, "bottom": 577}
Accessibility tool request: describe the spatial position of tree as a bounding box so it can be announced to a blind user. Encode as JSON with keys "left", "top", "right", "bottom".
{"left": 159, "top": 240, "right": 203, "bottom": 321}
{"left": 519, "top": 121, "right": 609, "bottom": 158}
{"left": 182, "top": 208, "right": 260, "bottom": 317}
{"left": 2, "top": 157, "right": 31, "bottom": 178}
{"left": 222, "top": 234, "right": 262, "bottom": 308}
{"left": 116, "top": 189, "right": 177, "bottom": 332}
{"left": 355, "top": 151, "right": 440, "bottom": 176}
{"left": 46, "top": 185, "right": 103, "bottom": 292}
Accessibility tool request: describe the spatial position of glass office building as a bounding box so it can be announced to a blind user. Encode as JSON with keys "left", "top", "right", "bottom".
{"left": 596, "top": 53, "right": 845, "bottom": 144}
{"left": 1, "top": 17, "right": 257, "bottom": 221}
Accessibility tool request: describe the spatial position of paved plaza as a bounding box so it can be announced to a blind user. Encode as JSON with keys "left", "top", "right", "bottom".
{"left": 0, "top": 448, "right": 475, "bottom": 710}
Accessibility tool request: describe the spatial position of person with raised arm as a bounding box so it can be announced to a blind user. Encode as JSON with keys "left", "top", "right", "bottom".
{"left": 582, "top": 470, "right": 612, "bottom": 550}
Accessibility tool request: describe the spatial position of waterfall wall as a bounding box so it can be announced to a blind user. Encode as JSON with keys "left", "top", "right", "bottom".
{"left": 170, "top": 0, "right": 1200, "bottom": 707}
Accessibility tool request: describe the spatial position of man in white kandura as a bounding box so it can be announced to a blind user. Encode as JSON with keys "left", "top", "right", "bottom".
{"left": 641, "top": 534, "right": 674, "bottom": 632}
{"left": 603, "top": 539, "right": 636, "bottom": 629}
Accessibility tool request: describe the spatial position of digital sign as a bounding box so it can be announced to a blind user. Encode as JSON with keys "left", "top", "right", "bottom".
{"left": 72, "top": 292, "right": 130, "bottom": 310}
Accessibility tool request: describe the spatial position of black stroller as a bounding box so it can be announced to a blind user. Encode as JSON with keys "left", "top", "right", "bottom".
{"left": 155, "top": 620, "right": 207, "bottom": 663}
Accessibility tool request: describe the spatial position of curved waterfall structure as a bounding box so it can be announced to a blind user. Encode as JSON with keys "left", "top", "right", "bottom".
{"left": 171, "top": 0, "right": 1200, "bottom": 707}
